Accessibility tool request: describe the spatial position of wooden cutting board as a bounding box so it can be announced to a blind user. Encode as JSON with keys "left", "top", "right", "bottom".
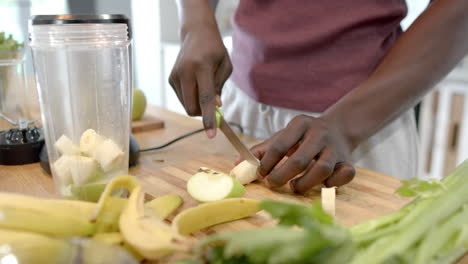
{"left": 131, "top": 115, "right": 165, "bottom": 133}
{"left": 132, "top": 153, "right": 412, "bottom": 232}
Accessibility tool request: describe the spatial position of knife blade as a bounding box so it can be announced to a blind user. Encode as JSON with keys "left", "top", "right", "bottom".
{"left": 218, "top": 116, "right": 261, "bottom": 167}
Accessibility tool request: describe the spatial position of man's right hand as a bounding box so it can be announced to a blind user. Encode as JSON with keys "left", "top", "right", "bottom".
{"left": 169, "top": 16, "right": 232, "bottom": 138}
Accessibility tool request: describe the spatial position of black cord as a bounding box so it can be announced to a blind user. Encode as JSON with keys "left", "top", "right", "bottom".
{"left": 139, "top": 122, "right": 244, "bottom": 153}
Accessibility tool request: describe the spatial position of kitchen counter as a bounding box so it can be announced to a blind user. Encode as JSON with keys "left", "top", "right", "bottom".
{"left": 0, "top": 106, "right": 466, "bottom": 263}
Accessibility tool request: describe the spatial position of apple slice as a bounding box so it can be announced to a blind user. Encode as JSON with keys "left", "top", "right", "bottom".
{"left": 230, "top": 160, "right": 260, "bottom": 185}
{"left": 187, "top": 168, "right": 246, "bottom": 202}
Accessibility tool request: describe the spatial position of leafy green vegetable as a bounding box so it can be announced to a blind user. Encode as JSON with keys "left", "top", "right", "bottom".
{"left": 396, "top": 178, "right": 446, "bottom": 198}
{"left": 195, "top": 200, "right": 352, "bottom": 264}
{"left": 190, "top": 160, "right": 468, "bottom": 264}
{"left": 259, "top": 200, "right": 333, "bottom": 227}
{"left": 0, "top": 32, "right": 23, "bottom": 52}
{"left": 351, "top": 160, "right": 468, "bottom": 264}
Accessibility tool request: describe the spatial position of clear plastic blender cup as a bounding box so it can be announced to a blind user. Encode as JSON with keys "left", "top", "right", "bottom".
{"left": 29, "top": 15, "right": 131, "bottom": 199}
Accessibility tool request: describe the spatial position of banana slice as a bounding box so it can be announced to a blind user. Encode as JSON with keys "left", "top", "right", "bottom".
{"left": 55, "top": 135, "right": 80, "bottom": 155}
{"left": 321, "top": 187, "right": 336, "bottom": 218}
{"left": 93, "top": 139, "right": 124, "bottom": 172}
{"left": 69, "top": 155, "right": 100, "bottom": 186}
{"left": 80, "top": 129, "right": 105, "bottom": 157}
{"left": 53, "top": 155, "right": 73, "bottom": 186}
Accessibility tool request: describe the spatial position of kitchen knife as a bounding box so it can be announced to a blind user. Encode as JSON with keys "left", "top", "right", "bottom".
{"left": 216, "top": 108, "right": 261, "bottom": 167}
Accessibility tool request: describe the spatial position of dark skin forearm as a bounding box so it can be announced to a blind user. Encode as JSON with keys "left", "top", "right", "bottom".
{"left": 324, "top": 0, "right": 468, "bottom": 148}
{"left": 175, "top": 0, "right": 218, "bottom": 39}
{"left": 171, "top": 0, "right": 232, "bottom": 138}
{"left": 251, "top": 0, "right": 468, "bottom": 194}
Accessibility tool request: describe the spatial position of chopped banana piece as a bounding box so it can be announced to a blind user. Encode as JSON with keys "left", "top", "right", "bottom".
{"left": 54, "top": 135, "right": 80, "bottom": 155}
{"left": 53, "top": 155, "right": 73, "bottom": 186}
{"left": 69, "top": 155, "right": 99, "bottom": 186}
{"left": 321, "top": 187, "right": 336, "bottom": 218}
{"left": 80, "top": 129, "right": 105, "bottom": 157}
{"left": 93, "top": 139, "right": 124, "bottom": 172}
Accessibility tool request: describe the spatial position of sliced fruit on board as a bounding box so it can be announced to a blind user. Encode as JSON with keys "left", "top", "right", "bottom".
{"left": 230, "top": 160, "right": 259, "bottom": 185}
{"left": 187, "top": 167, "right": 245, "bottom": 202}
{"left": 172, "top": 198, "right": 261, "bottom": 236}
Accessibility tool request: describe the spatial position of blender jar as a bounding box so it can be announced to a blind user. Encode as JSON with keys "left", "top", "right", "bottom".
{"left": 29, "top": 15, "right": 131, "bottom": 199}
{"left": 0, "top": 49, "right": 30, "bottom": 131}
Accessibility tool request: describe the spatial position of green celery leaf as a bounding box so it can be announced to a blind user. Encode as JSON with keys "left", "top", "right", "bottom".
{"left": 260, "top": 200, "right": 333, "bottom": 228}
{"left": 396, "top": 178, "right": 446, "bottom": 198}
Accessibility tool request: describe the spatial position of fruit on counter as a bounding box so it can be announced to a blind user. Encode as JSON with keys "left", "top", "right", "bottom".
{"left": 54, "top": 134, "right": 80, "bottom": 155}
{"left": 119, "top": 185, "right": 184, "bottom": 260}
{"left": 145, "top": 194, "right": 183, "bottom": 219}
{"left": 321, "top": 187, "right": 336, "bottom": 218}
{"left": 172, "top": 198, "right": 260, "bottom": 236}
{"left": 0, "top": 193, "right": 96, "bottom": 236}
{"left": 132, "top": 88, "right": 147, "bottom": 121}
{"left": 187, "top": 167, "right": 246, "bottom": 202}
{"left": 0, "top": 228, "right": 74, "bottom": 264}
{"left": 0, "top": 175, "right": 270, "bottom": 262}
{"left": 180, "top": 160, "right": 468, "bottom": 264}
{"left": 91, "top": 175, "right": 184, "bottom": 260}
{"left": 92, "top": 138, "right": 125, "bottom": 172}
{"left": 93, "top": 232, "right": 124, "bottom": 245}
{"left": 0, "top": 229, "right": 139, "bottom": 264}
{"left": 80, "top": 128, "right": 105, "bottom": 156}
{"left": 230, "top": 160, "right": 260, "bottom": 185}
{"left": 94, "top": 196, "right": 128, "bottom": 233}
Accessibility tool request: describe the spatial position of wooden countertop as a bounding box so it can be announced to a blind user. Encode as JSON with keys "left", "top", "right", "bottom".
{"left": 0, "top": 106, "right": 466, "bottom": 263}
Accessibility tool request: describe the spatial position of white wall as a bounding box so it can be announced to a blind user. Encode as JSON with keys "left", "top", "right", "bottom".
{"left": 402, "top": 0, "right": 430, "bottom": 30}
{"left": 131, "top": 0, "right": 162, "bottom": 106}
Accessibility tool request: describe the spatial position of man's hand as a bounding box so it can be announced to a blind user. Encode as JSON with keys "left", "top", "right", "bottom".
{"left": 169, "top": 20, "right": 232, "bottom": 138}
{"left": 250, "top": 115, "right": 356, "bottom": 194}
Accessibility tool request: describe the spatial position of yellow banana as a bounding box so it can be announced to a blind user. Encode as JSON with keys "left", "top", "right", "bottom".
{"left": 0, "top": 193, "right": 96, "bottom": 236}
{"left": 0, "top": 228, "right": 73, "bottom": 264}
{"left": 145, "top": 194, "right": 183, "bottom": 219}
{"left": 172, "top": 198, "right": 261, "bottom": 236}
{"left": 120, "top": 186, "right": 184, "bottom": 260}
{"left": 91, "top": 175, "right": 138, "bottom": 222}
{"left": 92, "top": 232, "right": 124, "bottom": 245}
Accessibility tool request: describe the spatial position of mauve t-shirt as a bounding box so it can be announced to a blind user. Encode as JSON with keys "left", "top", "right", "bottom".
{"left": 230, "top": 0, "right": 408, "bottom": 112}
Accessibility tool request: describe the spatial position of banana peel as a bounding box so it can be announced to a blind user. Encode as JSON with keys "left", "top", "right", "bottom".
{"left": 146, "top": 194, "right": 183, "bottom": 219}
{"left": 0, "top": 228, "right": 74, "bottom": 264}
{"left": 120, "top": 185, "right": 185, "bottom": 260}
{"left": 0, "top": 193, "right": 96, "bottom": 236}
{"left": 172, "top": 198, "right": 261, "bottom": 236}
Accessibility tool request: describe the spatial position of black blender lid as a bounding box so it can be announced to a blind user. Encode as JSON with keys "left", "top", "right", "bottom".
{"left": 30, "top": 14, "right": 131, "bottom": 38}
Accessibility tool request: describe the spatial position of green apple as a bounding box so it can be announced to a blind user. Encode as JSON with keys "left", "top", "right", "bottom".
{"left": 132, "top": 89, "right": 147, "bottom": 121}
{"left": 187, "top": 168, "right": 246, "bottom": 202}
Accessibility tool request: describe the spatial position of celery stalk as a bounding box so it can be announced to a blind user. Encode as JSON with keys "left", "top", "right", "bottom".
{"left": 351, "top": 161, "right": 468, "bottom": 264}
{"left": 415, "top": 205, "right": 468, "bottom": 264}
